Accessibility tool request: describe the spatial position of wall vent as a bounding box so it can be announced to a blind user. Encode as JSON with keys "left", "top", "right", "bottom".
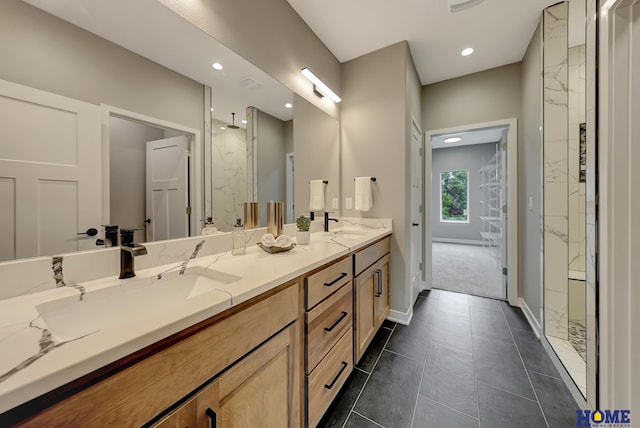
{"left": 238, "top": 76, "right": 262, "bottom": 90}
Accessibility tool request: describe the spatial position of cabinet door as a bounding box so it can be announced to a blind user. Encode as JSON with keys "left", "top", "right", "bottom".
{"left": 373, "top": 258, "right": 390, "bottom": 329}
{"left": 151, "top": 398, "right": 196, "bottom": 428}
{"left": 354, "top": 269, "right": 376, "bottom": 363}
{"left": 196, "top": 323, "right": 299, "bottom": 428}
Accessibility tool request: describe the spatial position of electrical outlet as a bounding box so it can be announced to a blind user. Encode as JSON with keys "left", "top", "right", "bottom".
{"left": 529, "top": 196, "right": 533, "bottom": 211}
{"left": 346, "top": 198, "right": 353, "bottom": 209}
{"left": 331, "top": 198, "right": 339, "bottom": 209}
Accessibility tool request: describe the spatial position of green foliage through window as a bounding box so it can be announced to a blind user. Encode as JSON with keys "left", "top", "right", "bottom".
{"left": 441, "top": 170, "right": 468, "bottom": 222}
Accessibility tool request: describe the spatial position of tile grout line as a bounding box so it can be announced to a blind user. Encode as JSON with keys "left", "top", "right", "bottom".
{"left": 419, "top": 395, "right": 480, "bottom": 422}
{"left": 409, "top": 341, "right": 431, "bottom": 427}
{"left": 340, "top": 323, "right": 397, "bottom": 428}
{"left": 526, "top": 367, "right": 563, "bottom": 381}
{"left": 475, "top": 380, "right": 540, "bottom": 404}
{"left": 381, "top": 348, "right": 426, "bottom": 365}
{"left": 469, "top": 295, "right": 482, "bottom": 428}
{"left": 500, "top": 304, "right": 551, "bottom": 428}
{"left": 351, "top": 411, "right": 385, "bottom": 427}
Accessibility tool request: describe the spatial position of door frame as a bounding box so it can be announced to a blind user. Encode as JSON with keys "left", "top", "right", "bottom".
{"left": 409, "top": 115, "right": 424, "bottom": 305}
{"left": 285, "top": 152, "right": 294, "bottom": 224}
{"left": 100, "top": 105, "right": 202, "bottom": 236}
{"left": 425, "top": 118, "right": 519, "bottom": 305}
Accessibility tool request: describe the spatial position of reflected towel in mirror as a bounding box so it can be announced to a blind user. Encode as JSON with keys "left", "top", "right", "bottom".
{"left": 309, "top": 180, "right": 325, "bottom": 211}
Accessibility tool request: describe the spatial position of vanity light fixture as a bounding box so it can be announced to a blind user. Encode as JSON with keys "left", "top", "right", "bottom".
{"left": 461, "top": 48, "right": 474, "bottom": 56}
{"left": 212, "top": 62, "right": 224, "bottom": 70}
{"left": 444, "top": 137, "right": 462, "bottom": 143}
{"left": 285, "top": 103, "right": 293, "bottom": 109}
{"left": 301, "top": 67, "right": 342, "bottom": 103}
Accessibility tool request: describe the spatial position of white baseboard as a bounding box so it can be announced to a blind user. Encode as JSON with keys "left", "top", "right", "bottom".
{"left": 432, "top": 238, "right": 484, "bottom": 246}
{"left": 518, "top": 297, "right": 541, "bottom": 339}
{"left": 387, "top": 307, "right": 413, "bottom": 326}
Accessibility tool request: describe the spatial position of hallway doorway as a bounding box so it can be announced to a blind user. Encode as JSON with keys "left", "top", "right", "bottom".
{"left": 424, "top": 118, "right": 518, "bottom": 304}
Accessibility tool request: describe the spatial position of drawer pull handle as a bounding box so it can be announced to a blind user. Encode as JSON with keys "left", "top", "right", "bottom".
{"left": 375, "top": 269, "right": 383, "bottom": 297}
{"left": 206, "top": 407, "right": 217, "bottom": 428}
{"left": 324, "top": 311, "right": 348, "bottom": 332}
{"left": 324, "top": 272, "right": 348, "bottom": 287}
{"left": 325, "top": 361, "right": 348, "bottom": 389}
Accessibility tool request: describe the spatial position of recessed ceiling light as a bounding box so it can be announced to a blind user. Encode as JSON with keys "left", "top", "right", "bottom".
{"left": 241, "top": 119, "right": 247, "bottom": 124}
{"left": 212, "top": 62, "right": 223, "bottom": 70}
{"left": 285, "top": 103, "right": 293, "bottom": 109}
{"left": 444, "top": 137, "right": 462, "bottom": 143}
{"left": 220, "top": 126, "right": 226, "bottom": 130}
{"left": 461, "top": 48, "right": 474, "bottom": 57}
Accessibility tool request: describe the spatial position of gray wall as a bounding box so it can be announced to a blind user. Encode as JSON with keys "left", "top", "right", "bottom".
{"left": 0, "top": 0, "right": 203, "bottom": 133}
{"left": 422, "top": 63, "right": 522, "bottom": 131}
{"left": 293, "top": 94, "right": 340, "bottom": 218}
{"left": 109, "top": 117, "right": 164, "bottom": 243}
{"left": 432, "top": 143, "right": 499, "bottom": 242}
{"left": 520, "top": 19, "right": 543, "bottom": 325}
{"left": 159, "top": 0, "right": 341, "bottom": 120}
{"left": 342, "top": 41, "right": 421, "bottom": 317}
{"left": 257, "top": 110, "right": 287, "bottom": 226}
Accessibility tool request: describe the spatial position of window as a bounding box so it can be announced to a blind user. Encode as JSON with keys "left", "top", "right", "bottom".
{"left": 440, "top": 170, "right": 469, "bottom": 222}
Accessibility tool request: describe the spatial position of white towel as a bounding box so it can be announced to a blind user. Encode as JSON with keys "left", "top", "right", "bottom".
{"left": 354, "top": 177, "right": 373, "bottom": 211}
{"left": 309, "top": 180, "right": 325, "bottom": 211}
{"left": 261, "top": 233, "right": 276, "bottom": 248}
{"left": 275, "top": 234, "right": 292, "bottom": 248}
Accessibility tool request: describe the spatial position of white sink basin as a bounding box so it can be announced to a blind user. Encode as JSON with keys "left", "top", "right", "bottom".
{"left": 35, "top": 267, "right": 240, "bottom": 342}
{"left": 323, "top": 229, "right": 371, "bottom": 239}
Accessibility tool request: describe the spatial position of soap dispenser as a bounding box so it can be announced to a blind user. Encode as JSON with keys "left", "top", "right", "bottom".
{"left": 232, "top": 218, "right": 246, "bottom": 256}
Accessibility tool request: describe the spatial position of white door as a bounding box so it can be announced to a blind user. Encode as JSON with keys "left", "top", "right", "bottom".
{"left": 0, "top": 79, "right": 101, "bottom": 261}
{"left": 146, "top": 136, "right": 190, "bottom": 241}
{"left": 500, "top": 130, "right": 508, "bottom": 297}
{"left": 410, "top": 117, "right": 423, "bottom": 304}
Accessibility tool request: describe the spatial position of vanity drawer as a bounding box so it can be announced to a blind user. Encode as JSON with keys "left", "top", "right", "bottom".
{"left": 305, "top": 256, "right": 352, "bottom": 310}
{"left": 354, "top": 237, "right": 390, "bottom": 276}
{"left": 305, "top": 282, "right": 353, "bottom": 373}
{"left": 306, "top": 328, "right": 353, "bottom": 428}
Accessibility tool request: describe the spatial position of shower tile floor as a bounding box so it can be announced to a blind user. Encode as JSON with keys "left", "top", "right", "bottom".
{"left": 568, "top": 321, "right": 586, "bottom": 362}
{"left": 319, "top": 289, "right": 578, "bottom": 428}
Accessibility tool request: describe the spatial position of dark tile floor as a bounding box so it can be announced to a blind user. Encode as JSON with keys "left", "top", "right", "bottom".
{"left": 318, "top": 289, "right": 578, "bottom": 428}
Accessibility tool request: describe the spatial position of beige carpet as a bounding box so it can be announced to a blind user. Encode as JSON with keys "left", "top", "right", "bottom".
{"left": 431, "top": 242, "right": 504, "bottom": 299}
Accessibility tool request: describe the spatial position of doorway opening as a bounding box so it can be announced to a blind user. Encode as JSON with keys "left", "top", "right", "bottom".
{"left": 425, "top": 119, "right": 518, "bottom": 304}
{"left": 101, "top": 106, "right": 201, "bottom": 243}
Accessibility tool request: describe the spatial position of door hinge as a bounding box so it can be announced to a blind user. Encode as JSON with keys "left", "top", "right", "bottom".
{"left": 419, "top": 204, "right": 423, "bottom": 213}
{"left": 502, "top": 267, "right": 508, "bottom": 276}
{"left": 419, "top": 262, "right": 423, "bottom": 271}
{"left": 186, "top": 206, "right": 192, "bottom": 215}
{"left": 419, "top": 147, "right": 423, "bottom": 157}
{"left": 502, "top": 143, "right": 507, "bottom": 152}
{"left": 502, "top": 205, "right": 507, "bottom": 214}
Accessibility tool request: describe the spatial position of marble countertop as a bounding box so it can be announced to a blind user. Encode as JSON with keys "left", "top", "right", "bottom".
{"left": 0, "top": 223, "right": 391, "bottom": 415}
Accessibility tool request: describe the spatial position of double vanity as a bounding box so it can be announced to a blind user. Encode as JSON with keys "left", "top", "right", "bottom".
{"left": 0, "top": 220, "right": 391, "bottom": 427}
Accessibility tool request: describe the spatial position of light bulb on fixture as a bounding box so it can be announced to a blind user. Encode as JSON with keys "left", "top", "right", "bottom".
{"left": 444, "top": 137, "right": 462, "bottom": 143}
{"left": 301, "top": 68, "right": 342, "bottom": 103}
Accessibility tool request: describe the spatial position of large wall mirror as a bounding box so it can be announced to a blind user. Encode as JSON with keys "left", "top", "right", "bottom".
{"left": 0, "top": 0, "right": 339, "bottom": 260}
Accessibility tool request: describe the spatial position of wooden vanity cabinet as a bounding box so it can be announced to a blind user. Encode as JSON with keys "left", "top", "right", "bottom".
{"left": 195, "top": 324, "right": 298, "bottom": 428}
{"left": 303, "top": 256, "right": 354, "bottom": 427}
{"left": 16, "top": 282, "right": 301, "bottom": 428}
{"left": 151, "top": 398, "right": 197, "bottom": 428}
{"left": 353, "top": 238, "right": 390, "bottom": 363}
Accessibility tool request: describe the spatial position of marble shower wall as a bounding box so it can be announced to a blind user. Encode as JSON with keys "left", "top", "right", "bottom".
{"left": 584, "top": 0, "right": 597, "bottom": 409}
{"left": 568, "top": 44, "right": 587, "bottom": 276}
{"left": 211, "top": 119, "right": 247, "bottom": 232}
{"left": 543, "top": 2, "right": 569, "bottom": 341}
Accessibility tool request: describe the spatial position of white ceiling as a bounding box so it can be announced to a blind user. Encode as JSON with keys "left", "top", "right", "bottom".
{"left": 23, "top": 0, "right": 294, "bottom": 126}
{"left": 286, "top": 0, "right": 559, "bottom": 85}
{"left": 431, "top": 126, "right": 505, "bottom": 149}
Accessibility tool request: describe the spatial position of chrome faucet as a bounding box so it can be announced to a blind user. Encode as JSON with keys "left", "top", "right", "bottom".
{"left": 119, "top": 228, "right": 147, "bottom": 279}
{"left": 324, "top": 212, "right": 339, "bottom": 232}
